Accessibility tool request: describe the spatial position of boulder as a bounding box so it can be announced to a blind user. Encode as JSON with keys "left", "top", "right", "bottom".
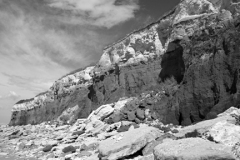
{"left": 138, "top": 154, "right": 155, "bottom": 160}
{"left": 154, "top": 138, "right": 236, "bottom": 160}
{"left": 117, "top": 125, "right": 131, "bottom": 133}
{"left": 78, "top": 151, "right": 92, "bottom": 157}
{"left": 55, "top": 125, "right": 69, "bottom": 131}
{"left": 72, "top": 130, "right": 85, "bottom": 136}
{"left": 98, "top": 126, "right": 163, "bottom": 160}
{"left": 209, "top": 120, "right": 240, "bottom": 146}
{"left": 88, "top": 104, "right": 114, "bottom": 121}
{"left": 85, "top": 119, "right": 107, "bottom": 135}
{"left": 127, "top": 111, "right": 136, "bottom": 121}
{"left": 0, "top": 152, "right": 8, "bottom": 156}
{"left": 62, "top": 145, "right": 76, "bottom": 153}
{"left": 136, "top": 109, "right": 145, "bottom": 120}
{"left": 174, "top": 111, "right": 236, "bottom": 138}
{"left": 16, "top": 142, "right": 26, "bottom": 150}
{"left": 47, "top": 140, "right": 58, "bottom": 146}
{"left": 42, "top": 145, "right": 53, "bottom": 152}
{"left": 142, "top": 133, "right": 176, "bottom": 156}
{"left": 8, "top": 129, "right": 23, "bottom": 139}
{"left": 81, "top": 142, "right": 99, "bottom": 151}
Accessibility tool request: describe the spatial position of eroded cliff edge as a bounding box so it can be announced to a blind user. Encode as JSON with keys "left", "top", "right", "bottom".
{"left": 9, "top": 0, "right": 240, "bottom": 126}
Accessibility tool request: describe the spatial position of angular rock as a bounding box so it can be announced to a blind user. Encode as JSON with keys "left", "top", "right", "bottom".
{"left": 98, "top": 126, "right": 163, "bottom": 160}
{"left": 209, "top": 120, "right": 240, "bottom": 146}
{"left": 0, "top": 152, "right": 8, "bottom": 156}
{"left": 8, "top": 129, "right": 23, "bottom": 139}
{"left": 47, "top": 140, "right": 58, "bottom": 146}
{"left": 85, "top": 119, "right": 107, "bottom": 136}
{"left": 127, "top": 111, "right": 136, "bottom": 121}
{"left": 79, "top": 151, "right": 92, "bottom": 157}
{"left": 62, "top": 145, "right": 76, "bottom": 153}
{"left": 138, "top": 154, "right": 155, "bottom": 160}
{"left": 142, "top": 133, "right": 176, "bottom": 156}
{"left": 72, "top": 130, "right": 85, "bottom": 136}
{"left": 117, "top": 125, "right": 131, "bottom": 133}
{"left": 43, "top": 145, "right": 53, "bottom": 152}
{"left": 136, "top": 109, "right": 145, "bottom": 120}
{"left": 154, "top": 138, "right": 236, "bottom": 160}
{"left": 81, "top": 143, "right": 99, "bottom": 151}
{"left": 175, "top": 111, "right": 236, "bottom": 138}
{"left": 88, "top": 104, "right": 114, "bottom": 121}
{"left": 55, "top": 125, "right": 69, "bottom": 131}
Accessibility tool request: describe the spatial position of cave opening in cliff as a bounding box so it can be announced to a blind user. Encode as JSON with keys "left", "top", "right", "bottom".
{"left": 230, "top": 70, "right": 238, "bottom": 94}
{"left": 159, "top": 40, "right": 185, "bottom": 84}
{"left": 88, "top": 85, "right": 97, "bottom": 102}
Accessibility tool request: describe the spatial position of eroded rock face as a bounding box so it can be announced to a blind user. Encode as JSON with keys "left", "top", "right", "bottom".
{"left": 9, "top": 0, "right": 240, "bottom": 126}
{"left": 9, "top": 66, "right": 94, "bottom": 126}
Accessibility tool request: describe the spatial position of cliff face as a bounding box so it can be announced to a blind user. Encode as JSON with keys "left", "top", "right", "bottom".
{"left": 9, "top": 0, "right": 240, "bottom": 126}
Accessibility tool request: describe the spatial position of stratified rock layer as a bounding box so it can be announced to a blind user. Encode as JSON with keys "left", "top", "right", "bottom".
{"left": 9, "top": 0, "right": 240, "bottom": 126}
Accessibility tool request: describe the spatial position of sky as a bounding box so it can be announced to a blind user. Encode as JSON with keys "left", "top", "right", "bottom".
{"left": 0, "top": 0, "right": 180, "bottom": 124}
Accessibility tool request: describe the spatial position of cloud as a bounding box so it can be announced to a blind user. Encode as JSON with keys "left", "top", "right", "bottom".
{"left": 47, "top": 0, "right": 140, "bottom": 28}
{"left": 2, "top": 73, "right": 53, "bottom": 93}
{"left": 0, "top": 0, "right": 116, "bottom": 97}
{"left": 0, "top": 4, "right": 101, "bottom": 70}
{"left": 0, "top": 0, "right": 117, "bottom": 73}
{"left": 0, "top": 91, "right": 20, "bottom": 100}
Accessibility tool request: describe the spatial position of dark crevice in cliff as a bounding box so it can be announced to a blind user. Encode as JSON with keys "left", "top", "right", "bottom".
{"left": 88, "top": 85, "right": 97, "bottom": 102}
{"left": 211, "top": 83, "right": 220, "bottom": 105}
{"left": 235, "top": 22, "right": 240, "bottom": 27}
{"left": 198, "top": 109, "right": 205, "bottom": 120}
{"left": 190, "top": 114, "right": 195, "bottom": 123}
{"left": 230, "top": 70, "right": 238, "bottom": 94}
{"left": 222, "top": 39, "right": 230, "bottom": 55}
{"left": 115, "top": 63, "right": 121, "bottom": 86}
{"left": 178, "top": 112, "right": 183, "bottom": 125}
{"left": 99, "top": 75, "right": 105, "bottom": 81}
{"left": 159, "top": 40, "right": 185, "bottom": 84}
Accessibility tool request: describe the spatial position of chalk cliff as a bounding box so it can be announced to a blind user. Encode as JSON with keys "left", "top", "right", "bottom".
{"left": 9, "top": 0, "right": 240, "bottom": 126}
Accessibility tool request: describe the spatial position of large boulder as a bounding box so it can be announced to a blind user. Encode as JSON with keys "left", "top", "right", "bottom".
{"left": 174, "top": 107, "right": 237, "bottom": 138}
{"left": 87, "top": 104, "right": 115, "bottom": 121}
{"left": 85, "top": 119, "right": 108, "bottom": 136}
{"left": 98, "top": 126, "right": 163, "bottom": 160}
{"left": 154, "top": 138, "right": 236, "bottom": 160}
{"left": 209, "top": 120, "right": 240, "bottom": 147}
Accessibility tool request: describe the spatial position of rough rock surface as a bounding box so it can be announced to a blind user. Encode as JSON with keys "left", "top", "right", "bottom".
{"left": 4, "top": 1, "right": 240, "bottom": 159}
{"left": 9, "top": 0, "right": 240, "bottom": 126}
{"left": 98, "top": 126, "right": 162, "bottom": 160}
{"left": 2, "top": 106, "right": 240, "bottom": 160}
{"left": 154, "top": 138, "right": 236, "bottom": 160}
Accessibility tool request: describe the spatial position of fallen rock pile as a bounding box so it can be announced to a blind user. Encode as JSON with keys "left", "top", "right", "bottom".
{"left": 1, "top": 106, "right": 240, "bottom": 160}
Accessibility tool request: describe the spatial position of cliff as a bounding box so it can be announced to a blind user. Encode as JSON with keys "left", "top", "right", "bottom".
{"left": 9, "top": 0, "right": 240, "bottom": 126}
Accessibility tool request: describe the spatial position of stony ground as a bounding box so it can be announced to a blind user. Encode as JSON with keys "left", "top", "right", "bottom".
{"left": 1, "top": 106, "right": 240, "bottom": 160}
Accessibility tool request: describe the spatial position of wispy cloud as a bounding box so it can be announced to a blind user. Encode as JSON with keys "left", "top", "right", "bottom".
{"left": 0, "top": 0, "right": 118, "bottom": 96}
{"left": 2, "top": 73, "right": 53, "bottom": 93}
{"left": 0, "top": 91, "right": 20, "bottom": 100}
{"left": 47, "top": 0, "right": 140, "bottom": 28}
{"left": 0, "top": 1, "right": 103, "bottom": 70}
